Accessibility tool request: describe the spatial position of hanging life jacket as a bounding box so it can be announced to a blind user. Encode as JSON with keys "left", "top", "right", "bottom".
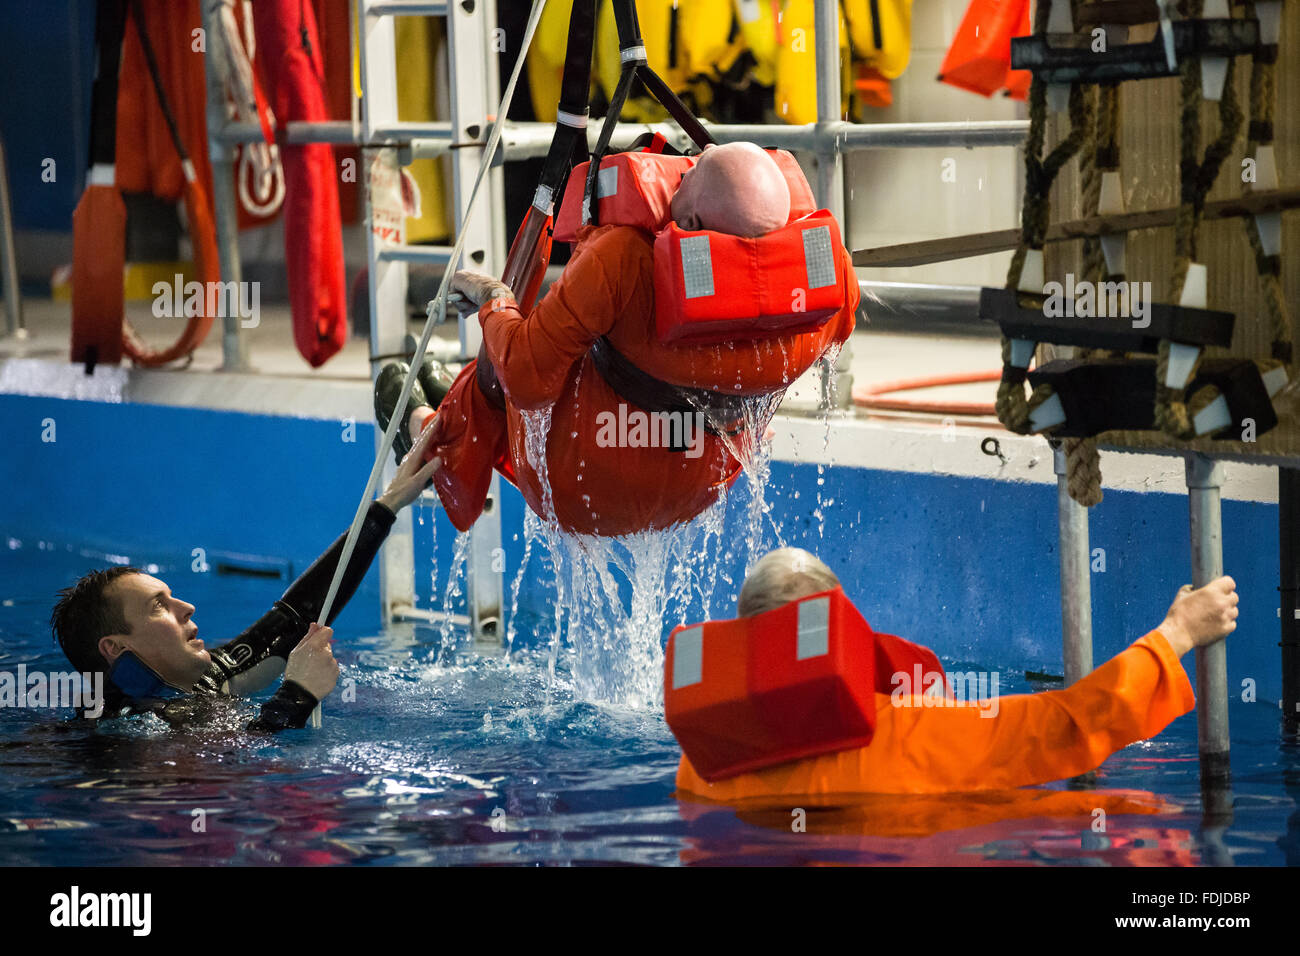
{"left": 664, "top": 587, "right": 947, "bottom": 782}
{"left": 938, "top": 0, "right": 1031, "bottom": 98}
{"left": 552, "top": 144, "right": 848, "bottom": 345}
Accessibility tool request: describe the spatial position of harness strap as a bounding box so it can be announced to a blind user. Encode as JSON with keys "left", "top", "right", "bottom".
{"left": 589, "top": 336, "right": 764, "bottom": 439}
{"left": 583, "top": 0, "right": 716, "bottom": 227}
{"left": 478, "top": 0, "right": 599, "bottom": 410}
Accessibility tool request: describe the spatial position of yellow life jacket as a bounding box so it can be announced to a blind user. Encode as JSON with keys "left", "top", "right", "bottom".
{"left": 395, "top": 17, "right": 451, "bottom": 242}
{"left": 679, "top": 0, "right": 742, "bottom": 81}
{"left": 732, "top": 0, "right": 780, "bottom": 87}
{"left": 596, "top": 0, "right": 681, "bottom": 122}
{"left": 774, "top": 0, "right": 853, "bottom": 124}
{"left": 843, "top": 0, "right": 913, "bottom": 80}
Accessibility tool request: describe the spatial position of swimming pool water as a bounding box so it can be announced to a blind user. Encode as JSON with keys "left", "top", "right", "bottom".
{"left": 2, "top": 544, "right": 1298, "bottom": 866}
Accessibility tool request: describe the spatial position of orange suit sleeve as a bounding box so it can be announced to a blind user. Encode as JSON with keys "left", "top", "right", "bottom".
{"left": 675, "top": 630, "right": 1196, "bottom": 799}
{"left": 479, "top": 225, "right": 650, "bottom": 410}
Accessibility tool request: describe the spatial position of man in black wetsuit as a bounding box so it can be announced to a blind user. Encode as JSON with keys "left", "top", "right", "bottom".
{"left": 49, "top": 428, "right": 440, "bottom": 733}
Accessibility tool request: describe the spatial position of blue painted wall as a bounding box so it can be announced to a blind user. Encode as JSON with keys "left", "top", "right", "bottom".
{"left": 0, "top": 393, "right": 1285, "bottom": 702}
{"left": 0, "top": 1, "right": 97, "bottom": 231}
{"left": 0, "top": 393, "right": 383, "bottom": 631}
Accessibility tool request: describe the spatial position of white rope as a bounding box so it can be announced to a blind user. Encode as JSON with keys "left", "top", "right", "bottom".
{"left": 309, "top": 0, "right": 551, "bottom": 727}
{"left": 219, "top": 0, "right": 285, "bottom": 217}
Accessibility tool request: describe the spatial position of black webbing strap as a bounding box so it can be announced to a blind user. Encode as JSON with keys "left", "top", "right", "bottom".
{"left": 129, "top": 0, "right": 193, "bottom": 167}
{"left": 478, "top": 0, "right": 598, "bottom": 411}
{"left": 89, "top": 0, "right": 128, "bottom": 168}
{"left": 589, "top": 337, "right": 761, "bottom": 439}
{"left": 582, "top": 0, "right": 716, "bottom": 227}
{"left": 537, "top": 0, "right": 597, "bottom": 200}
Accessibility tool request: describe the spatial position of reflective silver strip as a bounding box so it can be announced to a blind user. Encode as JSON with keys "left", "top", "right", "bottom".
{"left": 555, "top": 109, "right": 588, "bottom": 129}
{"left": 802, "top": 225, "right": 836, "bottom": 290}
{"left": 531, "top": 184, "right": 554, "bottom": 214}
{"left": 680, "top": 235, "right": 715, "bottom": 299}
{"left": 88, "top": 163, "right": 116, "bottom": 187}
{"left": 597, "top": 164, "right": 618, "bottom": 199}
{"left": 796, "top": 596, "right": 830, "bottom": 660}
{"left": 672, "top": 627, "right": 703, "bottom": 689}
{"left": 621, "top": 45, "right": 647, "bottom": 64}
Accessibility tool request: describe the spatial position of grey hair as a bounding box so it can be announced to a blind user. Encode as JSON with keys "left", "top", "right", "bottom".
{"left": 737, "top": 548, "right": 842, "bottom": 617}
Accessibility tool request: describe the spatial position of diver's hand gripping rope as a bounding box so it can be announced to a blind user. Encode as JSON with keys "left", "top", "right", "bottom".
{"left": 306, "top": 0, "right": 550, "bottom": 729}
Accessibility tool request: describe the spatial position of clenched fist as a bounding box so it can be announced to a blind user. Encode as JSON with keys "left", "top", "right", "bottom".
{"left": 1159, "top": 576, "right": 1239, "bottom": 657}
{"left": 450, "top": 270, "right": 514, "bottom": 309}
{"left": 284, "top": 623, "right": 340, "bottom": 701}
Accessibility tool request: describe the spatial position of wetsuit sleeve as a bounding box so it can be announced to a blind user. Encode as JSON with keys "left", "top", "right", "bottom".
{"left": 480, "top": 226, "right": 648, "bottom": 410}
{"left": 676, "top": 630, "right": 1196, "bottom": 798}
{"left": 200, "top": 502, "right": 396, "bottom": 697}
{"left": 246, "top": 680, "right": 319, "bottom": 733}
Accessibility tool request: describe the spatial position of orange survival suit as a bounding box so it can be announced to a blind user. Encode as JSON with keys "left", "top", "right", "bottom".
{"left": 421, "top": 164, "right": 860, "bottom": 537}
{"left": 673, "top": 617, "right": 1195, "bottom": 799}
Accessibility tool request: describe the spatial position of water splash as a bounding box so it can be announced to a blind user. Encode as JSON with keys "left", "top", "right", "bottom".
{"left": 435, "top": 531, "right": 474, "bottom": 664}
{"left": 502, "top": 394, "right": 787, "bottom": 710}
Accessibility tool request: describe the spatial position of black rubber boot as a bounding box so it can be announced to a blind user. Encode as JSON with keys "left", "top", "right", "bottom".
{"left": 416, "top": 357, "right": 455, "bottom": 410}
{"left": 374, "top": 362, "right": 429, "bottom": 467}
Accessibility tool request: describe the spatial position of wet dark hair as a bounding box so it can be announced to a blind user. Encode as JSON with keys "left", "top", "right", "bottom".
{"left": 50, "top": 566, "right": 141, "bottom": 675}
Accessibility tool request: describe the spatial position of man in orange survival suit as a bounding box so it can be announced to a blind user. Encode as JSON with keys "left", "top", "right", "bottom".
{"left": 676, "top": 548, "right": 1239, "bottom": 799}
{"left": 374, "top": 143, "right": 859, "bottom": 537}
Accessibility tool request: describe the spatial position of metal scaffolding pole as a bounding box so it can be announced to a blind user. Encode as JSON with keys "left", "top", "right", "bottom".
{"left": 214, "top": 118, "right": 1030, "bottom": 156}
{"left": 0, "top": 136, "right": 23, "bottom": 339}
{"left": 199, "top": 0, "right": 249, "bottom": 372}
{"left": 359, "top": 0, "right": 416, "bottom": 621}
{"left": 1280, "top": 467, "right": 1300, "bottom": 725}
{"left": 813, "top": 0, "right": 851, "bottom": 410}
{"left": 1186, "top": 454, "right": 1233, "bottom": 805}
{"left": 445, "top": 0, "right": 505, "bottom": 642}
{"left": 1053, "top": 443, "right": 1094, "bottom": 685}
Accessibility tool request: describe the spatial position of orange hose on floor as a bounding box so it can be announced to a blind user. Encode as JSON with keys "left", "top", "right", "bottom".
{"left": 852, "top": 370, "right": 1001, "bottom": 416}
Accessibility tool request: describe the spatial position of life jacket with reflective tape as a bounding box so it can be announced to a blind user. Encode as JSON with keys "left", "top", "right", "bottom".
{"left": 664, "top": 587, "right": 947, "bottom": 782}
{"left": 552, "top": 146, "right": 848, "bottom": 346}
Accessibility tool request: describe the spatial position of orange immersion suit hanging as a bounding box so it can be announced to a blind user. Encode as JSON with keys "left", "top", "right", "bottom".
{"left": 423, "top": 218, "right": 859, "bottom": 537}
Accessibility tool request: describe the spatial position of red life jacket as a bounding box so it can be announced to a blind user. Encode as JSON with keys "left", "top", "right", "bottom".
{"left": 664, "top": 587, "right": 947, "bottom": 782}
{"left": 552, "top": 147, "right": 848, "bottom": 346}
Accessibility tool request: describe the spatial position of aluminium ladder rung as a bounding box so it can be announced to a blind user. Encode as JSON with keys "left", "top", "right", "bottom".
{"left": 366, "top": 1, "right": 450, "bottom": 17}
{"left": 377, "top": 244, "right": 455, "bottom": 264}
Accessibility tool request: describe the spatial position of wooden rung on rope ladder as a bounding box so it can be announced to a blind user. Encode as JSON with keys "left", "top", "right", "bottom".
{"left": 1028, "top": 355, "right": 1282, "bottom": 436}
{"left": 983, "top": 286, "right": 1234, "bottom": 359}
{"left": 982, "top": 0, "right": 1292, "bottom": 469}
{"left": 851, "top": 188, "right": 1300, "bottom": 268}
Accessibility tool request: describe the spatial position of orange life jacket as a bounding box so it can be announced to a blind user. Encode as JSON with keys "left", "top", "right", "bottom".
{"left": 552, "top": 145, "right": 847, "bottom": 346}
{"left": 664, "top": 587, "right": 947, "bottom": 782}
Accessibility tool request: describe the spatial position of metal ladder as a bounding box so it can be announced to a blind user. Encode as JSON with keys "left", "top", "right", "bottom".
{"left": 356, "top": 0, "right": 506, "bottom": 641}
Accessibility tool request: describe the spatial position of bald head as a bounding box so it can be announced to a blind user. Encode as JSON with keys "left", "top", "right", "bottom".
{"left": 737, "top": 548, "right": 841, "bottom": 618}
{"left": 670, "top": 143, "right": 791, "bottom": 238}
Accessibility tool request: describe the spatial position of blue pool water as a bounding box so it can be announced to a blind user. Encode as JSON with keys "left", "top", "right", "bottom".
{"left": 2, "top": 542, "right": 1298, "bottom": 867}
